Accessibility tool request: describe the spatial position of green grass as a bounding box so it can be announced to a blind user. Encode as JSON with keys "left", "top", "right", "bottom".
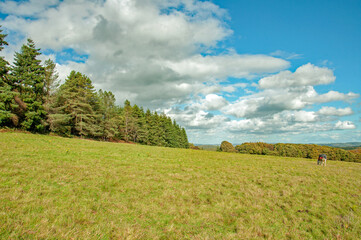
{"left": 0, "top": 132, "right": 360, "bottom": 239}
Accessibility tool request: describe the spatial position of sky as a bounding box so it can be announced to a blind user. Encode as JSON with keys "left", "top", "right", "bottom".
{"left": 1, "top": 0, "right": 360, "bottom": 144}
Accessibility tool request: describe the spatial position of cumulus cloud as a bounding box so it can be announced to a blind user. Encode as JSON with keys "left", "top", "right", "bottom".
{"left": 335, "top": 121, "right": 356, "bottom": 130}
{"left": 224, "top": 83, "right": 358, "bottom": 119}
{"left": 224, "top": 86, "right": 319, "bottom": 118}
{"left": 318, "top": 107, "right": 354, "bottom": 116}
{"left": 200, "top": 94, "right": 228, "bottom": 111}
{"left": 0, "top": 0, "right": 59, "bottom": 16}
{"left": 226, "top": 110, "right": 331, "bottom": 135}
{"left": 314, "top": 91, "right": 359, "bottom": 103}
{"left": 259, "top": 63, "right": 335, "bottom": 89}
{"left": 1, "top": 0, "right": 290, "bottom": 108}
{"left": 163, "top": 54, "right": 289, "bottom": 81}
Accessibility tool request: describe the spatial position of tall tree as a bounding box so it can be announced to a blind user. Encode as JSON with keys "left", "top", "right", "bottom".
{"left": 11, "top": 38, "right": 46, "bottom": 132}
{"left": 43, "top": 59, "right": 59, "bottom": 110}
{"left": 0, "top": 26, "right": 20, "bottom": 127}
{"left": 97, "top": 89, "right": 119, "bottom": 140}
{"left": 120, "top": 100, "right": 136, "bottom": 142}
{"left": 131, "top": 104, "right": 147, "bottom": 143}
{"left": 43, "top": 59, "right": 60, "bottom": 130}
{"left": 50, "top": 71, "right": 101, "bottom": 137}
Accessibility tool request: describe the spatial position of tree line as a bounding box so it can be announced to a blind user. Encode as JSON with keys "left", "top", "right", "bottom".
{"left": 220, "top": 141, "right": 361, "bottom": 163}
{"left": 0, "top": 27, "right": 189, "bottom": 148}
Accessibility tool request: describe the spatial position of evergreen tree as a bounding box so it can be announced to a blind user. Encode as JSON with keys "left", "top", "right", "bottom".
{"left": 11, "top": 38, "right": 46, "bottom": 132}
{"left": 0, "top": 26, "right": 17, "bottom": 126}
{"left": 97, "top": 90, "right": 119, "bottom": 140}
{"left": 131, "top": 104, "right": 147, "bottom": 143}
{"left": 43, "top": 59, "right": 60, "bottom": 130}
{"left": 180, "top": 127, "right": 189, "bottom": 148}
{"left": 50, "top": 71, "right": 101, "bottom": 137}
{"left": 149, "top": 112, "right": 166, "bottom": 146}
{"left": 120, "top": 100, "right": 135, "bottom": 142}
{"left": 43, "top": 59, "right": 59, "bottom": 110}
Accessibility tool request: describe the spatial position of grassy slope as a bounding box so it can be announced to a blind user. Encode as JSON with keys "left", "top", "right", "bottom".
{"left": 0, "top": 132, "right": 360, "bottom": 239}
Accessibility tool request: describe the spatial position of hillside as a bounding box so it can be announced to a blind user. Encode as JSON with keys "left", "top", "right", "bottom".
{"left": 0, "top": 132, "right": 360, "bottom": 239}
{"left": 321, "top": 142, "right": 361, "bottom": 150}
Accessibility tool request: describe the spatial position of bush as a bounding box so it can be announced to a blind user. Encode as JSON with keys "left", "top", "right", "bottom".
{"left": 220, "top": 141, "right": 237, "bottom": 153}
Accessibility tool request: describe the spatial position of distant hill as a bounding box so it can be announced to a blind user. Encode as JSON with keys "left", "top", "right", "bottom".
{"left": 195, "top": 144, "right": 219, "bottom": 151}
{"left": 320, "top": 142, "right": 361, "bottom": 150}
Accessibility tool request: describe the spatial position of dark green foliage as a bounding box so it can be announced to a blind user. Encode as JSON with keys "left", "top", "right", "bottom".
{"left": 10, "top": 39, "right": 46, "bottom": 132}
{"left": 97, "top": 90, "right": 119, "bottom": 140}
{"left": 220, "top": 141, "right": 237, "bottom": 153}
{"left": 50, "top": 71, "right": 101, "bottom": 138}
{"left": 117, "top": 102, "right": 189, "bottom": 148}
{"left": 234, "top": 142, "right": 361, "bottom": 163}
{"left": 0, "top": 26, "right": 16, "bottom": 126}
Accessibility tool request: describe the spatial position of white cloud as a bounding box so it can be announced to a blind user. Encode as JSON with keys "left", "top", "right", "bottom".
{"left": 1, "top": 0, "right": 290, "bottom": 108}
{"left": 318, "top": 107, "right": 354, "bottom": 116}
{"left": 314, "top": 91, "right": 359, "bottom": 103}
{"left": 226, "top": 110, "right": 330, "bottom": 135}
{"left": 293, "top": 111, "right": 317, "bottom": 122}
{"left": 270, "top": 50, "right": 303, "bottom": 60}
{"left": 0, "top": 0, "right": 59, "bottom": 16}
{"left": 163, "top": 54, "right": 289, "bottom": 81}
{"left": 335, "top": 121, "right": 356, "bottom": 130}
{"left": 166, "top": 108, "right": 228, "bottom": 130}
{"left": 200, "top": 94, "right": 228, "bottom": 111}
{"left": 224, "top": 84, "right": 358, "bottom": 119}
{"left": 259, "top": 63, "right": 335, "bottom": 89}
{"left": 224, "top": 86, "right": 318, "bottom": 118}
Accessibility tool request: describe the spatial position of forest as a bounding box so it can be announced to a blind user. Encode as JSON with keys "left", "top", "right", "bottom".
{"left": 0, "top": 27, "right": 189, "bottom": 148}
{"left": 220, "top": 141, "right": 361, "bottom": 163}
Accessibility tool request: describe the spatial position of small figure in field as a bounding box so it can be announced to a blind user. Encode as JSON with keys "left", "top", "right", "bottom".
{"left": 318, "top": 154, "right": 327, "bottom": 166}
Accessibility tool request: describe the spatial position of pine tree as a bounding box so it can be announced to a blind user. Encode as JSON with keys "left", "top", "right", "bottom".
{"left": 144, "top": 109, "right": 152, "bottom": 145}
{"left": 50, "top": 71, "right": 101, "bottom": 137}
{"left": 43, "top": 59, "right": 60, "bottom": 131}
{"left": 11, "top": 38, "right": 46, "bottom": 132}
{"left": 97, "top": 90, "right": 119, "bottom": 140}
{"left": 43, "top": 59, "right": 59, "bottom": 110}
{"left": 0, "top": 26, "right": 20, "bottom": 127}
{"left": 180, "top": 127, "right": 189, "bottom": 148}
{"left": 120, "top": 100, "right": 134, "bottom": 142}
{"left": 131, "top": 104, "right": 147, "bottom": 143}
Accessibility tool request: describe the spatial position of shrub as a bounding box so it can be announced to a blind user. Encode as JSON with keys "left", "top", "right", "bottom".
{"left": 220, "top": 141, "right": 237, "bottom": 153}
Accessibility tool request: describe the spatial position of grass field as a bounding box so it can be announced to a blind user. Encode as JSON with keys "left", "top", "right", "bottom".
{"left": 0, "top": 132, "right": 360, "bottom": 239}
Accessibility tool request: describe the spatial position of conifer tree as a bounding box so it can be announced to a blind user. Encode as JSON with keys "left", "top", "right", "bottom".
{"left": 11, "top": 38, "right": 46, "bottom": 131}
{"left": 43, "top": 59, "right": 59, "bottom": 110}
{"left": 97, "top": 90, "right": 119, "bottom": 140}
{"left": 50, "top": 71, "right": 101, "bottom": 137}
{"left": 131, "top": 104, "right": 147, "bottom": 143}
{"left": 180, "top": 127, "right": 189, "bottom": 148}
{"left": 0, "top": 26, "right": 17, "bottom": 126}
{"left": 144, "top": 109, "right": 153, "bottom": 145}
{"left": 43, "top": 59, "right": 60, "bottom": 130}
{"left": 120, "top": 100, "right": 134, "bottom": 142}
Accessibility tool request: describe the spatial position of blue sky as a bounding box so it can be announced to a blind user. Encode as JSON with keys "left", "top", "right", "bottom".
{"left": 0, "top": 0, "right": 360, "bottom": 144}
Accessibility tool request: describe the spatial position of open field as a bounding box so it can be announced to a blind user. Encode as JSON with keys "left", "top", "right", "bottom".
{"left": 0, "top": 132, "right": 360, "bottom": 239}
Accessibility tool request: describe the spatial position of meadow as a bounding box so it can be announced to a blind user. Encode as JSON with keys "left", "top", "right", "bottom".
{"left": 0, "top": 132, "right": 360, "bottom": 239}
